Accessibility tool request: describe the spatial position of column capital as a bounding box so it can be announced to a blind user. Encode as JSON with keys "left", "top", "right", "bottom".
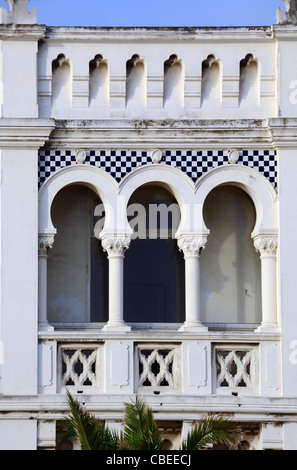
{"left": 253, "top": 234, "right": 278, "bottom": 256}
{"left": 38, "top": 234, "right": 55, "bottom": 258}
{"left": 177, "top": 235, "right": 208, "bottom": 258}
{"left": 101, "top": 235, "right": 131, "bottom": 258}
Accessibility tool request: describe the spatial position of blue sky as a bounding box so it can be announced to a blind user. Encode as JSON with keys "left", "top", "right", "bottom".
{"left": 0, "top": 0, "right": 285, "bottom": 27}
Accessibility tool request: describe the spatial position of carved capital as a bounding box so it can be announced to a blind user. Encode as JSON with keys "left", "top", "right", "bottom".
{"left": 253, "top": 235, "right": 278, "bottom": 256}
{"left": 38, "top": 235, "right": 55, "bottom": 258}
{"left": 101, "top": 236, "right": 131, "bottom": 258}
{"left": 178, "top": 236, "right": 207, "bottom": 258}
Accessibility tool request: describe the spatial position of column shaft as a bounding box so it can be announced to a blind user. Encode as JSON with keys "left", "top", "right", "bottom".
{"left": 38, "top": 235, "right": 55, "bottom": 331}
{"left": 254, "top": 235, "right": 278, "bottom": 331}
{"left": 101, "top": 236, "right": 131, "bottom": 331}
{"left": 178, "top": 236, "right": 208, "bottom": 332}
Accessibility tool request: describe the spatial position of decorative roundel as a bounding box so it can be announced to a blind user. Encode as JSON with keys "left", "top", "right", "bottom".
{"left": 228, "top": 149, "right": 240, "bottom": 164}
{"left": 75, "top": 149, "right": 87, "bottom": 164}
{"left": 150, "top": 149, "right": 163, "bottom": 164}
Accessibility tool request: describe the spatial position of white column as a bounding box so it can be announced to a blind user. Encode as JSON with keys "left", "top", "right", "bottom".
{"left": 38, "top": 234, "right": 55, "bottom": 331}
{"left": 253, "top": 235, "right": 278, "bottom": 332}
{"left": 101, "top": 236, "right": 131, "bottom": 331}
{"left": 178, "top": 236, "right": 208, "bottom": 332}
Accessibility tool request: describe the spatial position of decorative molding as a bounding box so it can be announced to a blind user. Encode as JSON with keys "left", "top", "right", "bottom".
{"left": 38, "top": 147, "right": 278, "bottom": 188}
{"left": 0, "top": 119, "right": 54, "bottom": 149}
{"left": 215, "top": 346, "right": 257, "bottom": 394}
{"left": 61, "top": 347, "right": 99, "bottom": 388}
{"left": 43, "top": 26, "right": 273, "bottom": 43}
{"left": 38, "top": 235, "right": 55, "bottom": 257}
{"left": 253, "top": 235, "right": 278, "bottom": 256}
{"left": 178, "top": 235, "right": 207, "bottom": 257}
{"left": 101, "top": 236, "right": 131, "bottom": 257}
{"left": 49, "top": 119, "right": 274, "bottom": 149}
{"left": 137, "top": 345, "right": 180, "bottom": 391}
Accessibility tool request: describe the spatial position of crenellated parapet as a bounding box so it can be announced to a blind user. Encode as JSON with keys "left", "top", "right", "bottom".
{"left": 0, "top": 0, "right": 37, "bottom": 25}
{"left": 277, "top": 0, "right": 297, "bottom": 24}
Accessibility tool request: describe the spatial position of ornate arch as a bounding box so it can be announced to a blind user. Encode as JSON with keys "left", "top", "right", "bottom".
{"left": 194, "top": 163, "right": 278, "bottom": 237}
{"left": 118, "top": 163, "right": 196, "bottom": 235}
{"left": 38, "top": 164, "right": 119, "bottom": 236}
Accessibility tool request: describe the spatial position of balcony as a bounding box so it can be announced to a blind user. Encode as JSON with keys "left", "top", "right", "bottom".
{"left": 38, "top": 326, "right": 281, "bottom": 399}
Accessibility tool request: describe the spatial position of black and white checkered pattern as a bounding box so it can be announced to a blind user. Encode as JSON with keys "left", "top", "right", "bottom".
{"left": 38, "top": 149, "right": 278, "bottom": 188}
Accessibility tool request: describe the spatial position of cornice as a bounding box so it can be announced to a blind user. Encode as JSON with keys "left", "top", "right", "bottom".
{"left": 44, "top": 25, "right": 274, "bottom": 43}
{"left": 0, "top": 118, "right": 55, "bottom": 148}
{"left": 0, "top": 23, "right": 46, "bottom": 40}
{"left": 273, "top": 23, "right": 297, "bottom": 39}
{"left": 45, "top": 118, "right": 274, "bottom": 150}
{"left": 269, "top": 117, "right": 297, "bottom": 148}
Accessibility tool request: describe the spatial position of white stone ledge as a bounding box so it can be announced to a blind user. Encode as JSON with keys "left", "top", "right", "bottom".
{"left": 37, "top": 326, "right": 281, "bottom": 342}
{"left": 43, "top": 26, "right": 274, "bottom": 43}
{"left": 0, "top": 118, "right": 54, "bottom": 148}
{"left": 45, "top": 118, "right": 274, "bottom": 149}
{"left": 0, "top": 394, "right": 296, "bottom": 423}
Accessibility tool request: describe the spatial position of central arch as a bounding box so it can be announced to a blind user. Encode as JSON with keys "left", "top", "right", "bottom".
{"left": 124, "top": 182, "right": 185, "bottom": 323}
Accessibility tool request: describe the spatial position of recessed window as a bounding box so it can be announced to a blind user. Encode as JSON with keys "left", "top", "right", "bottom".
{"left": 239, "top": 54, "right": 260, "bottom": 106}
{"left": 89, "top": 55, "right": 109, "bottom": 107}
{"left": 126, "top": 54, "right": 146, "bottom": 107}
{"left": 52, "top": 54, "right": 72, "bottom": 108}
{"left": 163, "top": 55, "right": 184, "bottom": 107}
{"left": 124, "top": 184, "right": 185, "bottom": 323}
{"left": 201, "top": 54, "right": 222, "bottom": 106}
{"left": 48, "top": 185, "right": 108, "bottom": 323}
{"left": 201, "top": 185, "right": 261, "bottom": 325}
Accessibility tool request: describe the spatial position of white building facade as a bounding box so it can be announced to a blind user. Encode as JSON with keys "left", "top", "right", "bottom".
{"left": 1, "top": 0, "right": 297, "bottom": 450}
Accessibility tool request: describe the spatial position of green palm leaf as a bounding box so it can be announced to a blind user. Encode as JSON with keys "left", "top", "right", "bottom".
{"left": 62, "top": 390, "right": 120, "bottom": 450}
{"left": 181, "top": 415, "right": 236, "bottom": 450}
{"left": 123, "top": 396, "right": 163, "bottom": 450}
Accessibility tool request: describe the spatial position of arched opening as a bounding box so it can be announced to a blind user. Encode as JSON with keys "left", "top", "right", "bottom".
{"left": 47, "top": 184, "right": 108, "bottom": 324}
{"left": 239, "top": 54, "right": 260, "bottom": 106}
{"left": 124, "top": 184, "right": 185, "bottom": 323}
{"left": 201, "top": 54, "right": 222, "bottom": 106}
{"left": 89, "top": 54, "right": 109, "bottom": 107}
{"left": 126, "top": 54, "right": 146, "bottom": 107}
{"left": 52, "top": 54, "right": 72, "bottom": 108}
{"left": 163, "top": 55, "right": 184, "bottom": 107}
{"left": 200, "top": 185, "right": 261, "bottom": 325}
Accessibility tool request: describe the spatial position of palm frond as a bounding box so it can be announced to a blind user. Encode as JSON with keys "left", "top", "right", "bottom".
{"left": 63, "top": 390, "right": 120, "bottom": 450}
{"left": 123, "top": 396, "right": 163, "bottom": 450}
{"left": 181, "top": 415, "right": 236, "bottom": 450}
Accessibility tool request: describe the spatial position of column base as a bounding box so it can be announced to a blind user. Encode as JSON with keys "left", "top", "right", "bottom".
{"left": 178, "top": 322, "right": 208, "bottom": 332}
{"left": 102, "top": 322, "right": 131, "bottom": 332}
{"left": 38, "top": 321, "right": 54, "bottom": 332}
{"left": 255, "top": 323, "right": 279, "bottom": 333}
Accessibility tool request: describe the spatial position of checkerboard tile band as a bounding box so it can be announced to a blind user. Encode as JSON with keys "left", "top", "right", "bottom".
{"left": 38, "top": 149, "right": 278, "bottom": 188}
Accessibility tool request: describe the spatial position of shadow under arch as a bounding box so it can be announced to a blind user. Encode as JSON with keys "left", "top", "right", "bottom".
{"left": 194, "top": 164, "right": 278, "bottom": 237}
{"left": 48, "top": 183, "right": 110, "bottom": 323}
{"left": 123, "top": 179, "right": 186, "bottom": 324}
{"left": 195, "top": 164, "right": 278, "bottom": 327}
{"left": 38, "top": 164, "right": 119, "bottom": 236}
{"left": 201, "top": 184, "right": 261, "bottom": 325}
